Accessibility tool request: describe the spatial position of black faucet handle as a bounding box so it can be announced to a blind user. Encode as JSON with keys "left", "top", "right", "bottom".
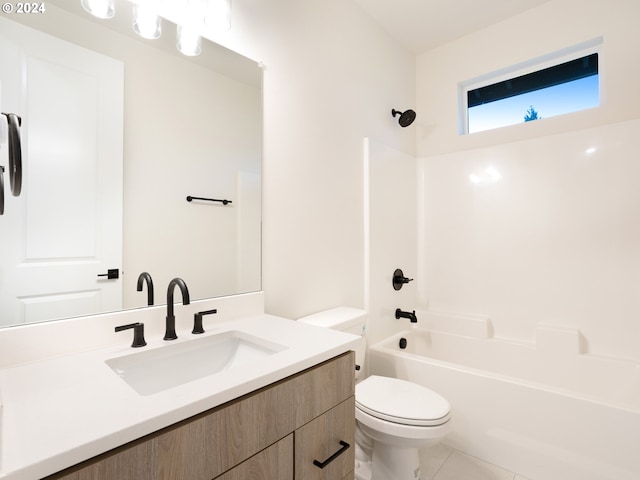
{"left": 392, "top": 268, "right": 414, "bottom": 290}
{"left": 115, "top": 322, "right": 147, "bottom": 348}
{"left": 193, "top": 309, "right": 217, "bottom": 334}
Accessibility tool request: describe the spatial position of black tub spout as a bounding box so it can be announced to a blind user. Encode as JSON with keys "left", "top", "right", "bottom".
{"left": 395, "top": 308, "right": 417, "bottom": 323}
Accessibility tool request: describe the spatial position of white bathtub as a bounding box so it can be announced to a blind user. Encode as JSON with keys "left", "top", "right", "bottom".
{"left": 368, "top": 327, "right": 640, "bottom": 480}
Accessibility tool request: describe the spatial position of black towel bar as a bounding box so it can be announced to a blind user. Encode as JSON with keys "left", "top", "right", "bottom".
{"left": 186, "top": 196, "right": 232, "bottom": 205}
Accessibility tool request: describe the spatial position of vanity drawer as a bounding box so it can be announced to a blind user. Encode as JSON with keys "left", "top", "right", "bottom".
{"left": 294, "top": 396, "right": 355, "bottom": 480}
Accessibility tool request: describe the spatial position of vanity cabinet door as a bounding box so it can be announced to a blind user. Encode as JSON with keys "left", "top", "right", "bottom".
{"left": 152, "top": 351, "right": 354, "bottom": 479}
{"left": 294, "top": 396, "right": 355, "bottom": 480}
{"left": 214, "top": 434, "right": 293, "bottom": 480}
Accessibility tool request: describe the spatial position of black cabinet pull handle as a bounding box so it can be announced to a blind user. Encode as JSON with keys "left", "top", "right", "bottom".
{"left": 313, "top": 440, "right": 350, "bottom": 469}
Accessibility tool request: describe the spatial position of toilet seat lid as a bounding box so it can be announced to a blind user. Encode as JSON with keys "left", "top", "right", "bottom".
{"left": 356, "top": 375, "right": 451, "bottom": 427}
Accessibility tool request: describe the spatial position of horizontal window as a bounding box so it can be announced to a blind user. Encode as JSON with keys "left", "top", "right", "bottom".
{"left": 461, "top": 47, "right": 600, "bottom": 134}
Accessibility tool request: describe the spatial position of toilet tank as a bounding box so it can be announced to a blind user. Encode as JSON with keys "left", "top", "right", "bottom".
{"left": 298, "top": 307, "right": 367, "bottom": 378}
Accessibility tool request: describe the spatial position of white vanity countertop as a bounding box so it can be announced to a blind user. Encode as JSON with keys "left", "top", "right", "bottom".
{"left": 0, "top": 314, "right": 360, "bottom": 479}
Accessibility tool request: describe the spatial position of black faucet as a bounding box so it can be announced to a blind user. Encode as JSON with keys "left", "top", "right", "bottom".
{"left": 136, "top": 272, "right": 154, "bottom": 306}
{"left": 164, "top": 278, "right": 190, "bottom": 340}
{"left": 395, "top": 308, "right": 417, "bottom": 323}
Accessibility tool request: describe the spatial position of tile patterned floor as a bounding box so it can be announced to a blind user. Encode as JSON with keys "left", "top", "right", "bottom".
{"left": 420, "top": 444, "right": 530, "bottom": 480}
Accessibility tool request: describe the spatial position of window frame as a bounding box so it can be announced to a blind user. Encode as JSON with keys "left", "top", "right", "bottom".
{"left": 458, "top": 37, "right": 603, "bottom": 135}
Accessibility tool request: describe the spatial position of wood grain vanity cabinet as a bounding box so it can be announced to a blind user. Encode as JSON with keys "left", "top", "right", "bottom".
{"left": 46, "top": 352, "right": 355, "bottom": 480}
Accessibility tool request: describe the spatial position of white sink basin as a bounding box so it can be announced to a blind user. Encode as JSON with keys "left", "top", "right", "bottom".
{"left": 105, "top": 331, "right": 287, "bottom": 395}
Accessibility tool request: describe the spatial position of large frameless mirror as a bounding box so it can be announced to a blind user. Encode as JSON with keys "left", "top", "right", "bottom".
{"left": 0, "top": 0, "right": 262, "bottom": 328}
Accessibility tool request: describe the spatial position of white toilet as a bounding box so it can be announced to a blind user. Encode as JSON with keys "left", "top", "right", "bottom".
{"left": 298, "top": 307, "right": 451, "bottom": 480}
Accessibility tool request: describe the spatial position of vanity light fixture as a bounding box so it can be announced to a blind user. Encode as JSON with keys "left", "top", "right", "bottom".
{"left": 133, "top": 2, "right": 162, "bottom": 40}
{"left": 81, "top": 0, "right": 115, "bottom": 19}
{"left": 80, "top": 0, "right": 231, "bottom": 57}
{"left": 176, "top": 25, "right": 202, "bottom": 56}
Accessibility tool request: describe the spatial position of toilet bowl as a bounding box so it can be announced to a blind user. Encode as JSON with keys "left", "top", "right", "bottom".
{"left": 355, "top": 375, "right": 451, "bottom": 480}
{"left": 298, "top": 307, "right": 451, "bottom": 480}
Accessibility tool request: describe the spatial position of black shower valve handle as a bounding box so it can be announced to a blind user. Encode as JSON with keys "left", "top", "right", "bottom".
{"left": 392, "top": 268, "right": 414, "bottom": 290}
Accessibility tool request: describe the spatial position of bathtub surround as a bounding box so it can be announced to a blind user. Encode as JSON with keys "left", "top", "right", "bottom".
{"left": 415, "top": 0, "right": 640, "bottom": 362}
{"left": 419, "top": 118, "right": 640, "bottom": 362}
{"left": 369, "top": 326, "right": 640, "bottom": 480}
{"left": 384, "top": 311, "right": 640, "bottom": 411}
{"left": 365, "top": 114, "right": 640, "bottom": 478}
{"left": 363, "top": 1, "right": 640, "bottom": 478}
{"left": 410, "top": 3, "right": 640, "bottom": 476}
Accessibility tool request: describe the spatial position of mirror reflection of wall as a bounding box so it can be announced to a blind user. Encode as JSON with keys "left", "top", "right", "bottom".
{"left": 0, "top": 1, "right": 262, "bottom": 328}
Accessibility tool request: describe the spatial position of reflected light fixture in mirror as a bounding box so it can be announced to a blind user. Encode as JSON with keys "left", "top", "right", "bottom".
{"left": 205, "top": 0, "right": 232, "bottom": 31}
{"left": 133, "top": 2, "right": 162, "bottom": 39}
{"left": 177, "top": 25, "right": 202, "bottom": 56}
{"left": 81, "top": 0, "right": 115, "bottom": 19}
{"left": 80, "top": 0, "right": 232, "bottom": 56}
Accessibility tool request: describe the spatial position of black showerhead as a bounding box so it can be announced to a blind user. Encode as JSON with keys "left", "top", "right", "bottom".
{"left": 392, "top": 108, "right": 416, "bottom": 127}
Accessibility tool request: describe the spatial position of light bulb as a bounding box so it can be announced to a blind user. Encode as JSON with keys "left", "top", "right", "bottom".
{"left": 177, "top": 25, "right": 202, "bottom": 56}
{"left": 133, "top": 3, "right": 161, "bottom": 39}
{"left": 81, "top": 0, "right": 115, "bottom": 19}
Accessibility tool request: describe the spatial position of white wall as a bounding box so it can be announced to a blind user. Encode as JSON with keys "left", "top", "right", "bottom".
{"left": 209, "top": 0, "right": 417, "bottom": 319}
{"left": 415, "top": 0, "right": 640, "bottom": 361}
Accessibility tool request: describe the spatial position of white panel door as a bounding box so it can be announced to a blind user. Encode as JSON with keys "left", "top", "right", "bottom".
{"left": 0, "top": 17, "right": 123, "bottom": 325}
